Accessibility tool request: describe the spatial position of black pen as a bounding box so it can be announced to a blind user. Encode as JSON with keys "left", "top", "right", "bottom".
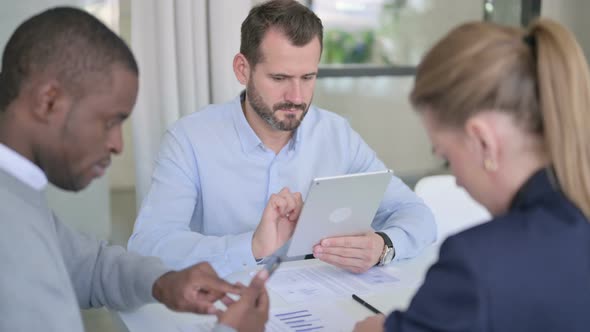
{"left": 352, "top": 294, "right": 382, "bottom": 314}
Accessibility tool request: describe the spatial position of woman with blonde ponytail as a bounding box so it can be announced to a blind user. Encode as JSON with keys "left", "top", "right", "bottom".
{"left": 354, "top": 18, "right": 590, "bottom": 332}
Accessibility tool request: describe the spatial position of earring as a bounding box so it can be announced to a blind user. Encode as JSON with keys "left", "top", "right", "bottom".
{"left": 484, "top": 158, "right": 498, "bottom": 172}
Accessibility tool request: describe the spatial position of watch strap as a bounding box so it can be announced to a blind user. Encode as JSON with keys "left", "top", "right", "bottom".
{"left": 375, "top": 231, "right": 394, "bottom": 266}
{"left": 375, "top": 231, "right": 393, "bottom": 248}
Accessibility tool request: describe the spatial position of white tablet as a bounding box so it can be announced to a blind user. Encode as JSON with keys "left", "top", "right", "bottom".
{"left": 285, "top": 169, "right": 393, "bottom": 257}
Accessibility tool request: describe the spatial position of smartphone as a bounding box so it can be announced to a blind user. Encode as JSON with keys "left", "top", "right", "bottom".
{"left": 263, "top": 255, "right": 282, "bottom": 277}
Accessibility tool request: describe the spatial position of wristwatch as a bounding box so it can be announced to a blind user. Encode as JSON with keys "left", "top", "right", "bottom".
{"left": 375, "top": 232, "right": 395, "bottom": 266}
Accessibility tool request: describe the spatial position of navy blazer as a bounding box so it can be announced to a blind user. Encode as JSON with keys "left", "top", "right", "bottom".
{"left": 385, "top": 169, "right": 590, "bottom": 331}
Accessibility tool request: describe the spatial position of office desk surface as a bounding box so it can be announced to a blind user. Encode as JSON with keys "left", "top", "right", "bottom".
{"left": 118, "top": 245, "right": 439, "bottom": 332}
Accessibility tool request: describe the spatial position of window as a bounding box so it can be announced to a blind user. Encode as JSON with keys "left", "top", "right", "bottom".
{"left": 309, "top": 0, "right": 540, "bottom": 77}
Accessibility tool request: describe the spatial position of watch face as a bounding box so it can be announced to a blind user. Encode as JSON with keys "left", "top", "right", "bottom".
{"left": 384, "top": 248, "right": 395, "bottom": 263}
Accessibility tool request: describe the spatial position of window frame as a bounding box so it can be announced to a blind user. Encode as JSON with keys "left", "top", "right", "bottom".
{"left": 307, "top": 0, "right": 541, "bottom": 78}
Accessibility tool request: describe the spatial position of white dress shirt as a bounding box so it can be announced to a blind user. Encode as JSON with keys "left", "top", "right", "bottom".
{"left": 0, "top": 143, "right": 47, "bottom": 191}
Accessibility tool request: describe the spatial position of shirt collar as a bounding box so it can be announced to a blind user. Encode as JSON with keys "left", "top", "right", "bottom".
{"left": 0, "top": 143, "right": 48, "bottom": 191}
{"left": 509, "top": 167, "right": 559, "bottom": 212}
{"left": 232, "top": 92, "right": 263, "bottom": 154}
{"left": 232, "top": 91, "right": 303, "bottom": 154}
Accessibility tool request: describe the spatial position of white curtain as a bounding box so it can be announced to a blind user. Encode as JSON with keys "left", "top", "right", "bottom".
{"left": 130, "top": 0, "right": 209, "bottom": 204}
{"left": 130, "top": 0, "right": 249, "bottom": 206}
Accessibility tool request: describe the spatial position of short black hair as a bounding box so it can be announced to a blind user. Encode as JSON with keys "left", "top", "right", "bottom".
{"left": 0, "top": 6, "right": 138, "bottom": 112}
{"left": 240, "top": 0, "right": 323, "bottom": 66}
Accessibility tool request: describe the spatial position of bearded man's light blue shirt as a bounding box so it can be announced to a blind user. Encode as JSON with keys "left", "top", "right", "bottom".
{"left": 128, "top": 93, "right": 436, "bottom": 276}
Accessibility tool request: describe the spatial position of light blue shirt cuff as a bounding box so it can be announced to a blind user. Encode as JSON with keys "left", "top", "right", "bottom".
{"left": 382, "top": 227, "right": 411, "bottom": 262}
{"left": 223, "top": 231, "right": 259, "bottom": 273}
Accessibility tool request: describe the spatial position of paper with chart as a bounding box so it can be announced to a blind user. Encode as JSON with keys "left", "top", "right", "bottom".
{"left": 266, "top": 305, "right": 355, "bottom": 332}
{"left": 267, "top": 264, "right": 399, "bottom": 303}
{"left": 177, "top": 305, "right": 354, "bottom": 332}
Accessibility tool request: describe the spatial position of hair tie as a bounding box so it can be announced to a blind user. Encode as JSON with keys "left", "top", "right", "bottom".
{"left": 523, "top": 34, "right": 537, "bottom": 56}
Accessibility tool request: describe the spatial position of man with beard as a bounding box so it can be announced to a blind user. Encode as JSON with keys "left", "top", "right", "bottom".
{"left": 129, "top": 0, "right": 436, "bottom": 277}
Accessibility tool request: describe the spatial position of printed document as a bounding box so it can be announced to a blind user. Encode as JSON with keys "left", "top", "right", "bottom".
{"left": 267, "top": 305, "right": 355, "bottom": 332}
{"left": 267, "top": 264, "right": 399, "bottom": 303}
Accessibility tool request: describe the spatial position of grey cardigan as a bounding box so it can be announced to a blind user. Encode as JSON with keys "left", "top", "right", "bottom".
{"left": 0, "top": 169, "right": 170, "bottom": 331}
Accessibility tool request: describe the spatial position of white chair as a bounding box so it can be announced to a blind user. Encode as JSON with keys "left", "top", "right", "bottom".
{"left": 414, "top": 174, "right": 491, "bottom": 244}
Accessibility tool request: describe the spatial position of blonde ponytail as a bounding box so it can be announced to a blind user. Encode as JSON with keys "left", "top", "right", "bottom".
{"left": 531, "top": 19, "right": 590, "bottom": 218}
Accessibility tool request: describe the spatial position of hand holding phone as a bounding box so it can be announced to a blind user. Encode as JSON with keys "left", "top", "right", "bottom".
{"left": 218, "top": 262, "right": 270, "bottom": 331}
{"left": 263, "top": 255, "right": 282, "bottom": 277}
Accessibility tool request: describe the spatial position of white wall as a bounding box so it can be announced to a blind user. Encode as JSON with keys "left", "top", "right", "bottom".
{"left": 46, "top": 180, "right": 111, "bottom": 240}
{"left": 208, "top": 0, "right": 251, "bottom": 104}
{"left": 109, "top": 0, "right": 137, "bottom": 190}
{"left": 314, "top": 77, "right": 438, "bottom": 176}
{"left": 542, "top": 0, "right": 590, "bottom": 61}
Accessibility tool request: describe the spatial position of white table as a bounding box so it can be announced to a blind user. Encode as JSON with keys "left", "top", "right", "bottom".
{"left": 118, "top": 245, "right": 440, "bottom": 332}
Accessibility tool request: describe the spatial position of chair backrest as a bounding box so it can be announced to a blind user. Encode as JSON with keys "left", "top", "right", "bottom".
{"left": 415, "top": 174, "right": 491, "bottom": 244}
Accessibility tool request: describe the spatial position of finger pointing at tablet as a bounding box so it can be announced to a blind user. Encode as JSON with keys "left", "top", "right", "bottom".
{"left": 252, "top": 187, "right": 303, "bottom": 259}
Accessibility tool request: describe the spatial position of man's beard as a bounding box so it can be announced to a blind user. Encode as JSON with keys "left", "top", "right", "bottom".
{"left": 246, "top": 80, "right": 310, "bottom": 131}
